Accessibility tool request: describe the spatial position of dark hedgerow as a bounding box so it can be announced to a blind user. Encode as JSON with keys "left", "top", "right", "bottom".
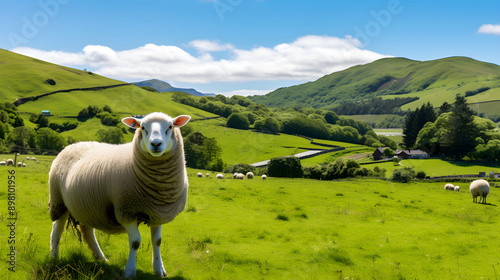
{"left": 267, "top": 156, "right": 303, "bottom": 178}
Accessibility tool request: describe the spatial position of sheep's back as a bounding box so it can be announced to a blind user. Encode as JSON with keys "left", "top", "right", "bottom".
{"left": 52, "top": 142, "right": 134, "bottom": 233}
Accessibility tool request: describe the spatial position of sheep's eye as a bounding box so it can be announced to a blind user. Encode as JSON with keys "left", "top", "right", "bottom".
{"left": 142, "top": 127, "right": 148, "bottom": 134}
{"left": 166, "top": 125, "right": 172, "bottom": 133}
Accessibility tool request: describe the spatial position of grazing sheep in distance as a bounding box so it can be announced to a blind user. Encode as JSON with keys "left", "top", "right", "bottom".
{"left": 235, "top": 173, "right": 245, "bottom": 179}
{"left": 262, "top": 174, "right": 267, "bottom": 180}
{"left": 26, "top": 157, "right": 30, "bottom": 160}
{"left": 246, "top": 172, "right": 254, "bottom": 179}
{"left": 206, "top": 173, "right": 210, "bottom": 178}
{"left": 6, "top": 159, "right": 14, "bottom": 166}
{"left": 454, "top": 185, "right": 460, "bottom": 192}
{"left": 17, "top": 162, "right": 22, "bottom": 167}
{"left": 444, "top": 183, "right": 455, "bottom": 191}
{"left": 31, "top": 157, "right": 36, "bottom": 161}
{"left": 233, "top": 172, "right": 238, "bottom": 179}
{"left": 216, "top": 173, "right": 224, "bottom": 179}
{"left": 0, "top": 161, "right": 6, "bottom": 166}
{"left": 48, "top": 112, "right": 191, "bottom": 277}
{"left": 470, "top": 179, "right": 490, "bottom": 204}
{"left": 197, "top": 172, "right": 204, "bottom": 178}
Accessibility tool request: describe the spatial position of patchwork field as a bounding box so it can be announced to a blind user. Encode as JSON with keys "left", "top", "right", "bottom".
{"left": 1, "top": 155, "right": 500, "bottom": 279}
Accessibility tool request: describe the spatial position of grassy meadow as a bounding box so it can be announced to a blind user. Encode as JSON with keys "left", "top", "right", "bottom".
{"left": 1, "top": 155, "right": 500, "bottom": 279}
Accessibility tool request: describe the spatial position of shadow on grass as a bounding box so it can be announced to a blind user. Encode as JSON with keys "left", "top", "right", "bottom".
{"left": 33, "top": 252, "right": 187, "bottom": 280}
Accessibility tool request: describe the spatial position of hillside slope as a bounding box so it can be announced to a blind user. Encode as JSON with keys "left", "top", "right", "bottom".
{"left": 0, "top": 49, "right": 124, "bottom": 102}
{"left": 250, "top": 56, "right": 500, "bottom": 112}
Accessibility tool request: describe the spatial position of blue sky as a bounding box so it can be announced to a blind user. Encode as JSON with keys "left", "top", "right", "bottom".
{"left": 1, "top": 0, "right": 499, "bottom": 96}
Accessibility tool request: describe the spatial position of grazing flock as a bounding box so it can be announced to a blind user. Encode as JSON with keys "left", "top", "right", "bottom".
{"left": 0, "top": 156, "right": 37, "bottom": 167}
{"left": 444, "top": 179, "right": 492, "bottom": 204}
{"left": 197, "top": 171, "right": 267, "bottom": 180}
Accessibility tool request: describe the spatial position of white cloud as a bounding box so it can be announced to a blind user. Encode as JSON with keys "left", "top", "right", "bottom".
{"left": 218, "top": 89, "right": 271, "bottom": 97}
{"left": 11, "top": 35, "right": 390, "bottom": 84}
{"left": 478, "top": 24, "right": 500, "bottom": 35}
{"left": 188, "top": 40, "right": 234, "bottom": 53}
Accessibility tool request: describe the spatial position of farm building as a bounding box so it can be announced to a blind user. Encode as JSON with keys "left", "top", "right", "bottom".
{"left": 373, "top": 147, "right": 389, "bottom": 160}
{"left": 395, "top": 149, "right": 429, "bottom": 159}
{"left": 41, "top": 110, "right": 51, "bottom": 116}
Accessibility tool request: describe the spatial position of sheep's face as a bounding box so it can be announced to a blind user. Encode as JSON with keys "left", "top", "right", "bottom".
{"left": 122, "top": 112, "right": 191, "bottom": 157}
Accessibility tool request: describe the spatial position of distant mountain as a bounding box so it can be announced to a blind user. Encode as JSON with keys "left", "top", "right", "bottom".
{"left": 133, "top": 79, "right": 215, "bottom": 97}
{"left": 249, "top": 56, "right": 500, "bottom": 112}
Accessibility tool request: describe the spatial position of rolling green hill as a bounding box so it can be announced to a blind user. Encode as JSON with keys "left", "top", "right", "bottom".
{"left": 250, "top": 56, "right": 500, "bottom": 115}
{"left": 0, "top": 49, "right": 125, "bottom": 102}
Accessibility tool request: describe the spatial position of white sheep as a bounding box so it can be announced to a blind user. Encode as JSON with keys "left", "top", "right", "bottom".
{"left": 454, "top": 185, "right": 460, "bottom": 192}
{"left": 17, "top": 162, "right": 22, "bottom": 167}
{"left": 262, "top": 174, "right": 267, "bottom": 180}
{"left": 0, "top": 161, "right": 6, "bottom": 166}
{"left": 48, "top": 112, "right": 191, "bottom": 278}
{"left": 26, "top": 156, "right": 30, "bottom": 160}
{"left": 233, "top": 172, "right": 238, "bottom": 179}
{"left": 246, "top": 172, "right": 254, "bottom": 179}
{"left": 235, "top": 173, "right": 245, "bottom": 180}
{"left": 470, "top": 179, "right": 490, "bottom": 204}
{"left": 31, "top": 157, "right": 36, "bottom": 161}
{"left": 444, "top": 183, "right": 455, "bottom": 191}
{"left": 6, "top": 159, "right": 14, "bottom": 166}
{"left": 197, "top": 172, "right": 204, "bottom": 178}
{"left": 216, "top": 173, "right": 224, "bottom": 179}
{"left": 206, "top": 173, "right": 210, "bottom": 177}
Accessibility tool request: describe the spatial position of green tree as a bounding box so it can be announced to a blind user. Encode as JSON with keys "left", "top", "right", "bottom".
{"left": 96, "top": 127, "right": 124, "bottom": 144}
{"left": 226, "top": 113, "right": 250, "bottom": 129}
{"left": 37, "top": 127, "right": 66, "bottom": 151}
{"left": 254, "top": 117, "right": 280, "bottom": 133}
{"left": 392, "top": 168, "right": 415, "bottom": 183}
{"left": 184, "top": 132, "right": 224, "bottom": 171}
{"left": 403, "top": 102, "right": 436, "bottom": 149}
{"left": 324, "top": 111, "right": 339, "bottom": 124}
{"left": 440, "top": 95, "right": 477, "bottom": 158}
{"left": 9, "top": 126, "right": 37, "bottom": 148}
{"left": 268, "top": 156, "right": 303, "bottom": 178}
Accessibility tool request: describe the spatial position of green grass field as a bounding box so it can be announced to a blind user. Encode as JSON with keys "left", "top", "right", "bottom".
{"left": 2, "top": 155, "right": 500, "bottom": 279}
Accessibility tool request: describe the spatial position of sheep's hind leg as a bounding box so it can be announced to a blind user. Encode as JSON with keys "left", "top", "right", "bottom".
{"left": 123, "top": 222, "right": 141, "bottom": 278}
{"left": 50, "top": 211, "right": 69, "bottom": 259}
{"left": 80, "top": 225, "right": 108, "bottom": 262}
{"left": 151, "top": 225, "right": 167, "bottom": 277}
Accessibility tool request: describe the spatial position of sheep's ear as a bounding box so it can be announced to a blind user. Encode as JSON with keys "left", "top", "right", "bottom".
{"left": 172, "top": 115, "right": 191, "bottom": 127}
{"left": 122, "top": 117, "right": 141, "bottom": 129}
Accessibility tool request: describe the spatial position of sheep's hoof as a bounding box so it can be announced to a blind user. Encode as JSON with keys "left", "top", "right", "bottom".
{"left": 155, "top": 267, "right": 167, "bottom": 278}
{"left": 124, "top": 268, "right": 136, "bottom": 278}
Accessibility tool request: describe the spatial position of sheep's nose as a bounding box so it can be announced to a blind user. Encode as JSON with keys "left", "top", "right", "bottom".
{"left": 151, "top": 140, "right": 162, "bottom": 149}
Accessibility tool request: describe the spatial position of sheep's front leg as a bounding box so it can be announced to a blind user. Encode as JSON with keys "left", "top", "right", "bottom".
{"left": 50, "top": 211, "right": 69, "bottom": 259}
{"left": 123, "top": 222, "right": 141, "bottom": 278}
{"left": 151, "top": 225, "right": 167, "bottom": 277}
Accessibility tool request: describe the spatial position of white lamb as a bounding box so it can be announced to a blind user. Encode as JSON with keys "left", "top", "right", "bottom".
{"left": 469, "top": 179, "right": 490, "bottom": 204}
{"left": 454, "top": 185, "right": 460, "bottom": 192}
{"left": 48, "top": 112, "right": 191, "bottom": 278}
{"left": 262, "top": 174, "right": 267, "bottom": 180}
{"left": 197, "top": 172, "right": 204, "bottom": 178}
{"left": 235, "top": 173, "right": 245, "bottom": 179}
{"left": 216, "top": 173, "right": 224, "bottom": 179}
{"left": 0, "top": 161, "right": 6, "bottom": 166}
{"left": 6, "top": 159, "right": 13, "bottom": 166}
{"left": 444, "top": 183, "right": 455, "bottom": 191}
{"left": 246, "top": 172, "right": 254, "bottom": 179}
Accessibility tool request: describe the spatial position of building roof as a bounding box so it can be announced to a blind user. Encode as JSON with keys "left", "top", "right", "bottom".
{"left": 395, "top": 149, "right": 428, "bottom": 155}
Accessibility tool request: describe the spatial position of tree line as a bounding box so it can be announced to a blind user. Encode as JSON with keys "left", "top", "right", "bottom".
{"left": 403, "top": 95, "right": 500, "bottom": 161}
